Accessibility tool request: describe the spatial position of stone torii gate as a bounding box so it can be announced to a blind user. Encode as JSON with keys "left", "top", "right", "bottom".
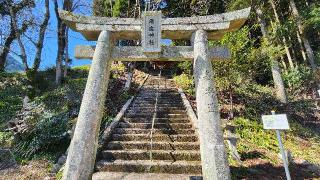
{"left": 59, "top": 8, "right": 250, "bottom": 180}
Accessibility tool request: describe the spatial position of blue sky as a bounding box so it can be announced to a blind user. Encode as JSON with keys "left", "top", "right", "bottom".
{"left": 39, "top": 0, "right": 94, "bottom": 69}
{"left": 14, "top": 0, "right": 171, "bottom": 70}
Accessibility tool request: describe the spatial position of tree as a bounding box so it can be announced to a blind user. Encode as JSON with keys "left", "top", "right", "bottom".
{"left": 290, "top": 0, "right": 317, "bottom": 71}
{"left": 54, "top": 0, "right": 73, "bottom": 85}
{"left": 8, "top": 0, "right": 50, "bottom": 98}
{"left": 269, "top": 0, "right": 295, "bottom": 69}
{"left": 256, "top": 7, "right": 288, "bottom": 103}
{"left": 0, "top": 0, "right": 35, "bottom": 72}
{"left": 0, "top": 20, "right": 29, "bottom": 72}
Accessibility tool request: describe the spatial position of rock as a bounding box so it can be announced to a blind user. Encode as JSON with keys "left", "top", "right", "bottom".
{"left": 58, "top": 155, "right": 67, "bottom": 165}
{"left": 0, "top": 149, "right": 16, "bottom": 170}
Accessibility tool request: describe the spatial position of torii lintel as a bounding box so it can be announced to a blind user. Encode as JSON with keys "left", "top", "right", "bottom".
{"left": 59, "top": 8, "right": 251, "bottom": 41}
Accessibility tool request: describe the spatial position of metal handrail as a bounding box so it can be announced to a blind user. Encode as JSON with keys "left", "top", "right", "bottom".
{"left": 149, "top": 70, "right": 161, "bottom": 161}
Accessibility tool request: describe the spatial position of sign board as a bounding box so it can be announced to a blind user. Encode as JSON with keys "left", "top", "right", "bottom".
{"left": 262, "top": 114, "right": 290, "bottom": 130}
{"left": 142, "top": 11, "right": 161, "bottom": 53}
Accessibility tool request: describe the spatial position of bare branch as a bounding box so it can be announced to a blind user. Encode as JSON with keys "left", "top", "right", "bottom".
{"left": 32, "top": 0, "right": 50, "bottom": 72}
{"left": 9, "top": 5, "right": 29, "bottom": 71}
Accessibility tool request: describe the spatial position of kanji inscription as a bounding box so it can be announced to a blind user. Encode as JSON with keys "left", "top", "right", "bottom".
{"left": 142, "top": 11, "right": 161, "bottom": 53}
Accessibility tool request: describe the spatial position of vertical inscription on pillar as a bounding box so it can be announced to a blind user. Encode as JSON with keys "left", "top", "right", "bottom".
{"left": 142, "top": 11, "right": 161, "bottom": 53}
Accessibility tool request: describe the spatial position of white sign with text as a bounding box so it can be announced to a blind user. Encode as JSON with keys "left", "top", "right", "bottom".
{"left": 142, "top": 11, "right": 162, "bottom": 53}
{"left": 262, "top": 114, "right": 290, "bottom": 130}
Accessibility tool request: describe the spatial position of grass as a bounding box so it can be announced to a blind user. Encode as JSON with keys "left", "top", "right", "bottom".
{"left": 0, "top": 66, "right": 147, "bottom": 179}
{"left": 173, "top": 72, "right": 320, "bottom": 177}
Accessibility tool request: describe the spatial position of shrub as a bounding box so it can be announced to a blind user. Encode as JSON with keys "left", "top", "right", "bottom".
{"left": 234, "top": 117, "right": 278, "bottom": 153}
{"left": 282, "top": 65, "right": 314, "bottom": 95}
{"left": 173, "top": 73, "right": 195, "bottom": 96}
{"left": 13, "top": 111, "right": 70, "bottom": 159}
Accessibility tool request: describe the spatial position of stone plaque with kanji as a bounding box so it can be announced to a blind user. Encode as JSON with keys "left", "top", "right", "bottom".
{"left": 142, "top": 11, "right": 161, "bottom": 53}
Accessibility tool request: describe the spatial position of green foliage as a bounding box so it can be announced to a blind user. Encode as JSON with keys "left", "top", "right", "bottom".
{"left": 282, "top": 65, "right": 314, "bottom": 95}
{"left": 13, "top": 111, "right": 70, "bottom": 159}
{"left": 269, "top": 20, "right": 297, "bottom": 44}
{"left": 173, "top": 73, "right": 195, "bottom": 96}
{"left": 234, "top": 117, "right": 320, "bottom": 165}
{"left": 0, "top": 131, "right": 13, "bottom": 148}
{"left": 111, "top": 63, "right": 126, "bottom": 79}
{"left": 213, "top": 26, "right": 272, "bottom": 89}
{"left": 112, "top": 0, "right": 127, "bottom": 17}
{"left": 234, "top": 118, "right": 278, "bottom": 153}
{"left": 226, "top": 0, "right": 252, "bottom": 11}
{"left": 177, "top": 61, "right": 193, "bottom": 75}
{"left": 260, "top": 38, "right": 285, "bottom": 60}
{"left": 95, "top": 0, "right": 134, "bottom": 17}
{"left": 72, "top": 65, "right": 90, "bottom": 71}
{"left": 0, "top": 73, "right": 26, "bottom": 130}
{"left": 305, "top": 5, "right": 320, "bottom": 33}
{"left": 56, "top": 167, "right": 64, "bottom": 180}
{"left": 234, "top": 84, "right": 279, "bottom": 119}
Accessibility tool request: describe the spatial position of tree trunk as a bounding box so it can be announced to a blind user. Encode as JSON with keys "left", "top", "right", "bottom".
{"left": 31, "top": 0, "right": 50, "bottom": 72}
{"left": 0, "top": 20, "right": 29, "bottom": 72}
{"left": 281, "top": 56, "right": 288, "bottom": 72}
{"left": 271, "top": 60, "right": 288, "bottom": 103}
{"left": 64, "top": 27, "right": 69, "bottom": 78}
{"left": 9, "top": 6, "right": 28, "bottom": 71}
{"left": 269, "top": 0, "right": 295, "bottom": 69}
{"left": 256, "top": 8, "right": 288, "bottom": 103}
{"left": 296, "top": 31, "right": 308, "bottom": 62}
{"left": 0, "top": 21, "right": 16, "bottom": 72}
{"left": 54, "top": 0, "right": 70, "bottom": 84}
{"left": 290, "top": 0, "right": 317, "bottom": 71}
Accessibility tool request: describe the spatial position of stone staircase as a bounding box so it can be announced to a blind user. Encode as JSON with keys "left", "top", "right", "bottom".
{"left": 94, "top": 74, "right": 202, "bottom": 179}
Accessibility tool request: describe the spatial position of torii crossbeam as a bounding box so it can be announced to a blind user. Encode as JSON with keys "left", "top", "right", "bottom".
{"left": 60, "top": 8, "right": 250, "bottom": 180}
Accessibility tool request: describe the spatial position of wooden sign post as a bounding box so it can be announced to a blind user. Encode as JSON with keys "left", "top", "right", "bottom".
{"left": 142, "top": 11, "right": 162, "bottom": 53}
{"left": 262, "top": 111, "right": 291, "bottom": 180}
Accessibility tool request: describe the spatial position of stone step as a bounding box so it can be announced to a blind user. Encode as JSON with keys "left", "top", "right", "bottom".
{"left": 114, "top": 128, "right": 195, "bottom": 135}
{"left": 134, "top": 98, "right": 182, "bottom": 101}
{"left": 129, "top": 107, "right": 185, "bottom": 110}
{"left": 117, "top": 122, "right": 193, "bottom": 129}
{"left": 112, "top": 134, "right": 198, "bottom": 142}
{"left": 132, "top": 101, "right": 183, "bottom": 105}
{"left": 102, "top": 150, "right": 201, "bottom": 161}
{"left": 96, "top": 160, "right": 202, "bottom": 174}
{"left": 130, "top": 105, "right": 185, "bottom": 109}
{"left": 127, "top": 109, "right": 186, "bottom": 114}
{"left": 136, "top": 94, "right": 181, "bottom": 99}
{"left": 122, "top": 118, "right": 190, "bottom": 123}
{"left": 106, "top": 141, "right": 200, "bottom": 151}
{"left": 135, "top": 95, "right": 180, "bottom": 99}
{"left": 92, "top": 172, "right": 202, "bottom": 180}
{"left": 140, "top": 90, "right": 179, "bottom": 95}
{"left": 125, "top": 113, "right": 188, "bottom": 118}
{"left": 123, "top": 117, "right": 189, "bottom": 120}
{"left": 135, "top": 95, "right": 181, "bottom": 97}
{"left": 133, "top": 101, "right": 181, "bottom": 104}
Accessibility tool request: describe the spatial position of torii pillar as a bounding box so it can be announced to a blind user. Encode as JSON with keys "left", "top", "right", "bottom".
{"left": 193, "top": 30, "right": 230, "bottom": 179}
{"left": 59, "top": 7, "right": 250, "bottom": 180}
